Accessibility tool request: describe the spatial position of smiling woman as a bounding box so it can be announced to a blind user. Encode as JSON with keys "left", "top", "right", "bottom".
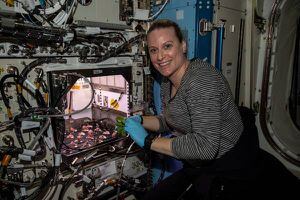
{"left": 121, "top": 19, "right": 261, "bottom": 200}
{"left": 147, "top": 20, "right": 188, "bottom": 87}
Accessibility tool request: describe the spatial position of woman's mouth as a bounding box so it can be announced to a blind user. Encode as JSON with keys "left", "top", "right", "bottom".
{"left": 158, "top": 61, "right": 171, "bottom": 67}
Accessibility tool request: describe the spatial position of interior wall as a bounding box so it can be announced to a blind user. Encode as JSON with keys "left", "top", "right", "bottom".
{"left": 253, "top": 0, "right": 300, "bottom": 177}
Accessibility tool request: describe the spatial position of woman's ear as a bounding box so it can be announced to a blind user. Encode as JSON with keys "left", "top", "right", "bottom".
{"left": 182, "top": 41, "right": 187, "bottom": 54}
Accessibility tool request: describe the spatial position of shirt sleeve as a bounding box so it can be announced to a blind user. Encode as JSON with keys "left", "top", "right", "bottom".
{"left": 156, "top": 114, "right": 171, "bottom": 133}
{"left": 171, "top": 77, "right": 225, "bottom": 160}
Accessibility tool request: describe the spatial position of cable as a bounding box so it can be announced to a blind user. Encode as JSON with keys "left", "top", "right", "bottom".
{"left": 13, "top": 114, "right": 27, "bottom": 149}
{"left": 40, "top": 184, "right": 59, "bottom": 200}
{"left": 62, "top": 0, "right": 77, "bottom": 28}
{"left": 11, "top": 107, "right": 59, "bottom": 150}
{"left": 116, "top": 141, "right": 135, "bottom": 200}
{"left": 128, "top": 0, "right": 169, "bottom": 22}
{"left": 62, "top": 140, "right": 141, "bottom": 155}
{"left": 28, "top": 118, "right": 51, "bottom": 150}
{"left": 97, "top": 32, "right": 127, "bottom": 42}
{"left": 147, "top": 0, "right": 169, "bottom": 21}
{"left": 16, "top": 0, "right": 74, "bottom": 27}
{"left": 0, "top": 178, "right": 33, "bottom": 187}
{"left": 58, "top": 165, "right": 83, "bottom": 200}
{"left": 81, "top": 33, "right": 144, "bottom": 63}
{"left": 39, "top": 73, "right": 95, "bottom": 118}
{"left": 0, "top": 74, "right": 18, "bottom": 119}
{"left": 20, "top": 12, "right": 37, "bottom": 25}
{"left": 25, "top": 166, "right": 57, "bottom": 200}
{"left": 0, "top": 120, "right": 14, "bottom": 133}
{"left": 16, "top": 58, "right": 66, "bottom": 110}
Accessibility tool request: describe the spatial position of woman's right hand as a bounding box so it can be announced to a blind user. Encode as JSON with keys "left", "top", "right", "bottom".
{"left": 128, "top": 115, "right": 143, "bottom": 124}
{"left": 125, "top": 118, "right": 148, "bottom": 148}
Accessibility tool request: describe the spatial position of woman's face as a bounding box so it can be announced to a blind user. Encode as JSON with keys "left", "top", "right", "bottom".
{"left": 147, "top": 27, "right": 187, "bottom": 78}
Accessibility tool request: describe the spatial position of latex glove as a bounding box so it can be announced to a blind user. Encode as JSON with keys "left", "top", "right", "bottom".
{"left": 128, "top": 115, "right": 143, "bottom": 124}
{"left": 125, "top": 118, "right": 148, "bottom": 148}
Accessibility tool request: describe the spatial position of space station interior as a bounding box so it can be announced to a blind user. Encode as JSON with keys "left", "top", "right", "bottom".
{"left": 0, "top": 0, "right": 299, "bottom": 199}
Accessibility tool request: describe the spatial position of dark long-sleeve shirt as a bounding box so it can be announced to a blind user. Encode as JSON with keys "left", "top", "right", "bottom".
{"left": 157, "top": 59, "right": 244, "bottom": 160}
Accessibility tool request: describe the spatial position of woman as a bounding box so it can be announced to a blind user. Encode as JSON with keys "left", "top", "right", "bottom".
{"left": 124, "top": 19, "right": 255, "bottom": 199}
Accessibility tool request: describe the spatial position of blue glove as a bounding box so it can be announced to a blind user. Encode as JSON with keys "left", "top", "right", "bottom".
{"left": 125, "top": 118, "right": 148, "bottom": 148}
{"left": 128, "top": 115, "right": 142, "bottom": 123}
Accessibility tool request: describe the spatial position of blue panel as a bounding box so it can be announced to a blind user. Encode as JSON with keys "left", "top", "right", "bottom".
{"left": 152, "top": 0, "right": 213, "bottom": 62}
{"left": 195, "top": 0, "right": 213, "bottom": 62}
{"left": 150, "top": 0, "right": 214, "bottom": 185}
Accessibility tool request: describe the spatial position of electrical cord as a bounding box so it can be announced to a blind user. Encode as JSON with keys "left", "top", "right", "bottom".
{"left": 6, "top": 81, "right": 35, "bottom": 109}
{"left": 13, "top": 114, "right": 27, "bottom": 149}
{"left": 62, "top": 139, "right": 141, "bottom": 155}
{"left": 127, "top": 0, "right": 169, "bottom": 22}
{"left": 0, "top": 178, "right": 33, "bottom": 187}
{"left": 16, "top": 58, "right": 66, "bottom": 110}
{"left": 12, "top": 107, "right": 60, "bottom": 149}
{"left": 118, "top": 177, "right": 149, "bottom": 192}
{"left": 28, "top": 118, "right": 51, "bottom": 150}
{"left": 19, "top": 58, "right": 66, "bottom": 84}
{"left": 80, "top": 33, "right": 145, "bottom": 63}
{"left": 116, "top": 140, "right": 135, "bottom": 200}
{"left": 39, "top": 184, "right": 59, "bottom": 200}
{"left": 58, "top": 165, "right": 83, "bottom": 200}
{"left": 25, "top": 166, "right": 57, "bottom": 200}
{"left": 39, "top": 73, "right": 95, "bottom": 118}
{"left": 0, "top": 120, "right": 15, "bottom": 133}
{"left": 95, "top": 32, "right": 127, "bottom": 42}
{"left": 147, "top": 0, "right": 169, "bottom": 21}
{"left": 0, "top": 74, "right": 19, "bottom": 118}
{"left": 17, "top": 0, "right": 77, "bottom": 28}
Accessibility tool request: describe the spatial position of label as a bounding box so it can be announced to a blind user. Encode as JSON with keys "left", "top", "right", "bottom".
{"left": 176, "top": 10, "right": 184, "bottom": 20}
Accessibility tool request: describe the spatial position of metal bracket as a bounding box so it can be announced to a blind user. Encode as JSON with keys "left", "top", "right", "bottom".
{"left": 199, "top": 18, "right": 226, "bottom": 36}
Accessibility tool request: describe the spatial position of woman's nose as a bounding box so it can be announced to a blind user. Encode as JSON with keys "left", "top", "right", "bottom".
{"left": 157, "top": 50, "right": 165, "bottom": 61}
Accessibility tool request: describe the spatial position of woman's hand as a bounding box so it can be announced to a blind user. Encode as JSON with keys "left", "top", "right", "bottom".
{"left": 125, "top": 118, "right": 148, "bottom": 148}
{"left": 128, "top": 115, "right": 143, "bottom": 124}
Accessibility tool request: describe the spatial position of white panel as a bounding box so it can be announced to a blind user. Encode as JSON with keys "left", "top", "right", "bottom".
{"left": 213, "top": 3, "right": 245, "bottom": 98}
{"left": 214, "top": 0, "right": 245, "bottom": 11}
{"left": 107, "top": 75, "right": 115, "bottom": 86}
{"left": 0, "top": 2, "right": 14, "bottom": 12}
{"left": 115, "top": 75, "right": 125, "bottom": 88}
{"left": 92, "top": 77, "right": 101, "bottom": 85}
{"left": 74, "top": 0, "right": 126, "bottom": 24}
{"left": 71, "top": 88, "right": 92, "bottom": 111}
{"left": 100, "top": 76, "right": 107, "bottom": 85}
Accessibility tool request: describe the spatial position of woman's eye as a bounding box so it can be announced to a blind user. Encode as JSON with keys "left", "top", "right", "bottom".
{"left": 164, "top": 44, "right": 172, "bottom": 49}
{"left": 149, "top": 49, "right": 157, "bottom": 54}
